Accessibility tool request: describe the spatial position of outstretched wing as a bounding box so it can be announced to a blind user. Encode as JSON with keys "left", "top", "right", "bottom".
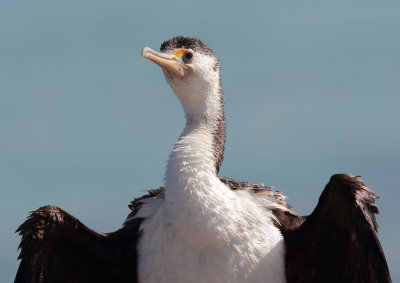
{"left": 284, "top": 174, "right": 391, "bottom": 283}
{"left": 15, "top": 205, "right": 143, "bottom": 283}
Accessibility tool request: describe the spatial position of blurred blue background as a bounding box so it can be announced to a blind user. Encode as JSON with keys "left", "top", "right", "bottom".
{"left": 1, "top": 0, "right": 399, "bottom": 281}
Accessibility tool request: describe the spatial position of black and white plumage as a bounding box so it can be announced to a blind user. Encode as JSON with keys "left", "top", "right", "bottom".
{"left": 15, "top": 36, "right": 391, "bottom": 283}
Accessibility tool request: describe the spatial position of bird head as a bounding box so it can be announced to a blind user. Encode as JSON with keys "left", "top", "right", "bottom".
{"left": 142, "top": 36, "right": 222, "bottom": 122}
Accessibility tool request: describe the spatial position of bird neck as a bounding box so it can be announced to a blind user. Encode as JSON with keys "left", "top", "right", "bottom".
{"left": 165, "top": 123, "right": 218, "bottom": 186}
{"left": 179, "top": 81, "right": 225, "bottom": 173}
{"left": 164, "top": 83, "right": 225, "bottom": 195}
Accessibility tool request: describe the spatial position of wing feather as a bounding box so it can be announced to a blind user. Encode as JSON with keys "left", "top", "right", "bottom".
{"left": 284, "top": 174, "right": 391, "bottom": 283}
{"left": 15, "top": 205, "right": 142, "bottom": 283}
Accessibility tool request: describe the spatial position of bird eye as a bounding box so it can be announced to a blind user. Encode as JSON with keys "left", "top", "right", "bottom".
{"left": 183, "top": 51, "right": 194, "bottom": 62}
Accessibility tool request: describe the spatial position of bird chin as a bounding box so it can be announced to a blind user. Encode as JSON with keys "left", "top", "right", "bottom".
{"left": 163, "top": 69, "right": 174, "bottom": 80}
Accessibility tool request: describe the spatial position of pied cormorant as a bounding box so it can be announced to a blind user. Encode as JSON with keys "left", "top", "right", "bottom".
{"left": 15, "top": 36, "right": 391, "bottom": 283}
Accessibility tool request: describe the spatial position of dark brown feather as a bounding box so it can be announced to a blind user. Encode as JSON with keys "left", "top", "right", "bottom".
{"left": 15, "top": 206, "right": 142, "bottom": 283}
{"left": 212, "top": 92, "right": 226, "bottom": 173}
{"left": 284, "top": 174, "right": 392, "bottom": 283}
{"left": 160, "top": 36, "right": 216, "bottom": 58}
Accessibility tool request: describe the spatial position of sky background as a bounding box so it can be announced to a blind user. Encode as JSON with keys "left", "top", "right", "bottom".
{"left": 1, "top": 0, "right": 399, "bottom": 281}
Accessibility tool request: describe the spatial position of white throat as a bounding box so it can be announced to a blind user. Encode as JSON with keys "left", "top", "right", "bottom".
{"left": 167, "top": 52, "right": 222, "bottom": 128}
{"left": 165, "top": 116, "right": 218, "bottom": 189}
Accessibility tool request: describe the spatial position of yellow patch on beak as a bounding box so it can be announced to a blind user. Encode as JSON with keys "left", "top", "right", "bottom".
{"left": 173, "top": 48, "right": 191, "bottom": 58}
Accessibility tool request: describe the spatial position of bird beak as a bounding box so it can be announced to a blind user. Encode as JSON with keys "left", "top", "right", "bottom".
{"left": 141, "top": 47, "right": 193, "bottom": 79}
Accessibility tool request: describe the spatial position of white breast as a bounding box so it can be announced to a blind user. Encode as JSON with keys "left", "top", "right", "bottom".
{"left": 136, "top": 131, "right": 286, "bottom": 283}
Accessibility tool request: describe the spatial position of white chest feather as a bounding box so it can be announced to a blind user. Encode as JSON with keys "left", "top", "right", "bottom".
{"left": 136, "top": 131, "right": 286, "bottom": 283}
